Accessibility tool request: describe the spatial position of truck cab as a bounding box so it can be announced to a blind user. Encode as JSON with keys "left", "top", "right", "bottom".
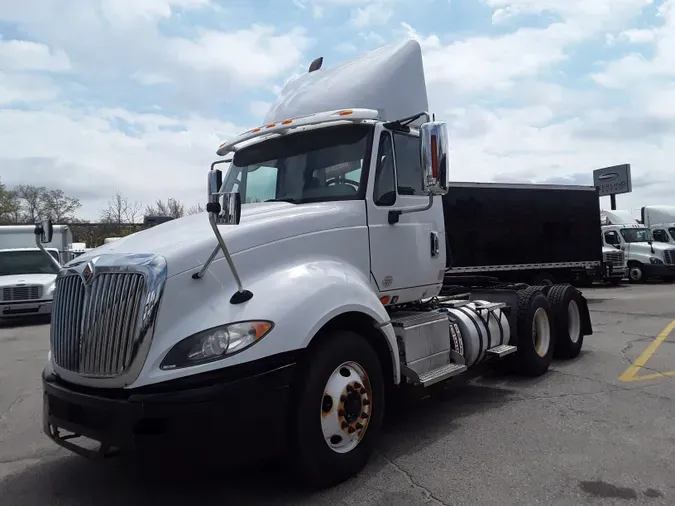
{"left": 0, "top": 224, "right": 69, "bottom": 319}
{"left": 0, "top": 247, "right": 60, "bottom": 319}
{"left": 641, "top": 205, "right": 675, "bottom": 246}
{"left": 601, "top": 210, "right": 675, "bottom": 283}
{"left": 39, "top": 39, "right": 593, "bottom": 488}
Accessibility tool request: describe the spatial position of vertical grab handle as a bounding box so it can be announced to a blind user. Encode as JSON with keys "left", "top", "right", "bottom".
{"left": 430, "top": 231, "right": 440, "bottom": 257}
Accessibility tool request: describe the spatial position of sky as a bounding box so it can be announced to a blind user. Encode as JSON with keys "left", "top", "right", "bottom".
{"left": 0, "top": 0, "right": 673, "bottom": 221}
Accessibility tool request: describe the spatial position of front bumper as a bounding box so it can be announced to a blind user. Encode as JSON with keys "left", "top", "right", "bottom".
{"left": 602, "top": 264, "right": 626, "bottom": 279}
{"left": 643, "top": 264, "right": 675, "bottom": 278}
{"left": 43, "top": 352, "right": 297, "bottom": 460}
{"left": 1, "top": 299, "right": 52, "bottom": 318}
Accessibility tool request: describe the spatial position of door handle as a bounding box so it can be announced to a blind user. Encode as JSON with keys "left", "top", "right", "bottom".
{"left": 430, "top": 231, "right": 440, "bottom": 257}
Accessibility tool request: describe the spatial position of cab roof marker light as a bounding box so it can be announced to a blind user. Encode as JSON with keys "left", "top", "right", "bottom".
{"left": 215, "top": 108, "right": 380, "bottom": 156}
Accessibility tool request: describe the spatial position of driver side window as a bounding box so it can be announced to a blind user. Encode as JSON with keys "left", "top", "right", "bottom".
{"left": 373, "top": 132, "right": 396, "bottom": 206}
{"left": 604, "top": 231, "right": 620, "bottom": 245}
{"left": 653, "top": 229, "right": 668, "bottom": 242}
{"left": 244, "top": 165, "right": 278, "bottom": 203}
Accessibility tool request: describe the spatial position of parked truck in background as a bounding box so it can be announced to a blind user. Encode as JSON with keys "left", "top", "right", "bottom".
{"left": 601, "top": 210, "right": 675, "bottom": 282}
{"left": 37, "top": 39, "right": 594, "bottom": 488}
{"left": 0, "top": 224, "right": 70, "bottom": 320}
{"left": 443, "top": 182, "right": 625, "bottom": 286}
{"left": 641, "top": 205, "right": 675, "bottom": 246}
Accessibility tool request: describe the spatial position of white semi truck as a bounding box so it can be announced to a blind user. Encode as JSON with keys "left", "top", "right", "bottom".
{"left": 601, "top": 210, "right": 675, "bottom": 282}
{"left": 38, "top": 40, "right": 593, "bottom": 487}
{"left": 0, "top": 224, "right": 69, "bottom": 320}
{"left": 641, "top": 205, "right": 675, "bottom": 246}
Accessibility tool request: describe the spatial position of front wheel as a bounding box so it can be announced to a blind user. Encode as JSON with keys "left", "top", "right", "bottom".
{"left": 628, "top": 263, "right": 646, "bottom": 283}
{"left": 289, "top": 330, "right": 385, "bottom": 488}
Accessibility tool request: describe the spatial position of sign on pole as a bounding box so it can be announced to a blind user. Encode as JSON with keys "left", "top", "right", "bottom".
{"left": 593, "top": 164, "right": 632, "bottom": 197}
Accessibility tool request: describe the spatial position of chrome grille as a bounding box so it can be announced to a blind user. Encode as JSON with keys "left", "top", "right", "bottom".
{"left": 664, "top": 249, "right": 675, "bottom": 266}
{"left": 2, "top": 285, "right": 42, "bottom": 301}
{"left": 51, "top": 272, "right": 147, "bottom": 377}
{"left": 603, "top": 251, "right": 624, "bottom": 268}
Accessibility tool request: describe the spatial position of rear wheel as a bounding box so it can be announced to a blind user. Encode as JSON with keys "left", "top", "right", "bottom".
{"left": 531, "top": 272, "right": 555, "bottom": 286}
{"left": 547, "top": 284, "right": 584, "bottom": 359}
{"left": 289, "top": 330, "right": 384, "bottom": 488}
{"left": 514, "top": 288, "right": 555, "bottom": 376}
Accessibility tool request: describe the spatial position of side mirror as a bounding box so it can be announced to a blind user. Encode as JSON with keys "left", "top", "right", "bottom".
{"left": 207, "top": 169, "right": 241, "bottom": 225}
{"left": 218, "top": 192, "right": 242, "bottom": 225}
{"left": 207, "top": 168, "right": 223, "bottom": 204}
{"left": 34, "top": 218, "right": 54, "bottom": 243}
{"left": 420, "top": 121, "right": 450, "bottom": 196}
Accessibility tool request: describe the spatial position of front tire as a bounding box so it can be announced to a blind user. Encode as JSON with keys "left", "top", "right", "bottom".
{"left": 628, "top": 263, "right": 645, "bottom": 283}
{"left": 289, "top": 330, "right": 385, "bottom": 488}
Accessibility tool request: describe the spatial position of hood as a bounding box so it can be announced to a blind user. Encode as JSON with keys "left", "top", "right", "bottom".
{"left": 69, "top": 201, "right": 365, "bottom": 277}
{"left": 0, "top": 273, "right": 57, "bottom": 288}
{"left": 625, "top": 241, "right": 675, "bottom": 256}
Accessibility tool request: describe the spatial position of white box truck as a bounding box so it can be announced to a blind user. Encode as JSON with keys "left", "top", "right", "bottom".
{"left": 38, "top": 40, "right": 594, "bottom": 488}
{"left": 0, "top": 224, "right": 70, "bottom": 320}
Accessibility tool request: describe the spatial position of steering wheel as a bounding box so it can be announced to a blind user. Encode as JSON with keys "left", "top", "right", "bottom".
{"left": 327, "top": 178, "right": 359, "bottom": 189}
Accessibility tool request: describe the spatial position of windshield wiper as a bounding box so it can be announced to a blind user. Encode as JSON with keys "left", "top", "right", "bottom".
{"left": 265, "top": 198, "right": 299, "bottom": 203}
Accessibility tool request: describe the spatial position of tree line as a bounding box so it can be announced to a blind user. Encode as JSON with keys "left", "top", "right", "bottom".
{"left": 0, "top": 178, "right": 205, "bottom": 247}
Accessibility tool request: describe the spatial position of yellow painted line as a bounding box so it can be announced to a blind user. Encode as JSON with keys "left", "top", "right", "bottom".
{"left": 619, "top": 319, "right": 675, "bottom": 382}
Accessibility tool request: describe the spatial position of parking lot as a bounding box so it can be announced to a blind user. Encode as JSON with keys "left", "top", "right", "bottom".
{"left": 1, "top": 283, "right": 674, "bottom": 505}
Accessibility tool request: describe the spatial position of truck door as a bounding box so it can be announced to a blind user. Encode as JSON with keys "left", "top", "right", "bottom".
{"left": 365, "top": 126, "right": 445, "bottom": 295}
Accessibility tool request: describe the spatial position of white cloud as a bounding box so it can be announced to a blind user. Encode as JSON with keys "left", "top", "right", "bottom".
{"left": 169, "top": 25, "right": 310, "bottom": 85}
{"left": 0, "top": 72, "right": 60, "bottom": 104}
{"left": 593, "top": 0, "right": 675, "bottom": 87}
{"left": 249, "top": 100, "right": 271, "bottom": 118}
{"left": 1, "top": 0, "right": 674, "bottom": 221}
{"left": 608, "top": 28, "right": 658, "bottom": 44}
{"left": 0, "top": 39, "right": 71, "bottom": 72}
{"left": 0, "top": 105, "right": 245, "bottom": 218}
{"left": 349, "top": 2, "right": 393, "bottom": 28}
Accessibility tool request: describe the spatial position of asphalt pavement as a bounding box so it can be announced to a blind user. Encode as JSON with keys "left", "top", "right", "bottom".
{"left": 1, "top": 283, "right": 674, "bottom": 505}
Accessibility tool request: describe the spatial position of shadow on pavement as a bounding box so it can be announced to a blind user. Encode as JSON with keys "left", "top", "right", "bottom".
{"left": 0, "top": 381, "right": 517, "bottom": 505}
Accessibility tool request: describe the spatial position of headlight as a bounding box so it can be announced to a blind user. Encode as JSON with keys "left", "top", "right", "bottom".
{"left": 160, "top": 320, "right": 273, "bottom": 370}
{"left": 650, "top": 257, "right": 663, "bottom": 265}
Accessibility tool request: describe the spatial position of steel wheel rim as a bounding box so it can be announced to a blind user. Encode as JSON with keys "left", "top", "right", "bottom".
{"left": 532, "top": 307, "right": 551, "bottom": 358}
{"left": 629, "top": 267, "right": 642, "bottom": 281}
{"left": 567, "top": 299, "right": 581, "bottom": 344}
{"left": 320, "top": 361, "right": 372, "bottom": 454}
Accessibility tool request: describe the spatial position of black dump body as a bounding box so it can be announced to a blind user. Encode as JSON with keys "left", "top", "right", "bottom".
{"left": 442, "top": 182, "right": 603, "bottom": 270}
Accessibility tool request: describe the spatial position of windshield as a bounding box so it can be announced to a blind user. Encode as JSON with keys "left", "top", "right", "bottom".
{"left": 0, "top": 250, "right": 59, "bottom": 276}
{"left": 670, "top": 228, "right": 675, "bottom": 241}
{"left": 620, "top": 228, "right": 653, "bottom": 243}
{"left": 224, "top": 124, "right": 372, "bottom": 204}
